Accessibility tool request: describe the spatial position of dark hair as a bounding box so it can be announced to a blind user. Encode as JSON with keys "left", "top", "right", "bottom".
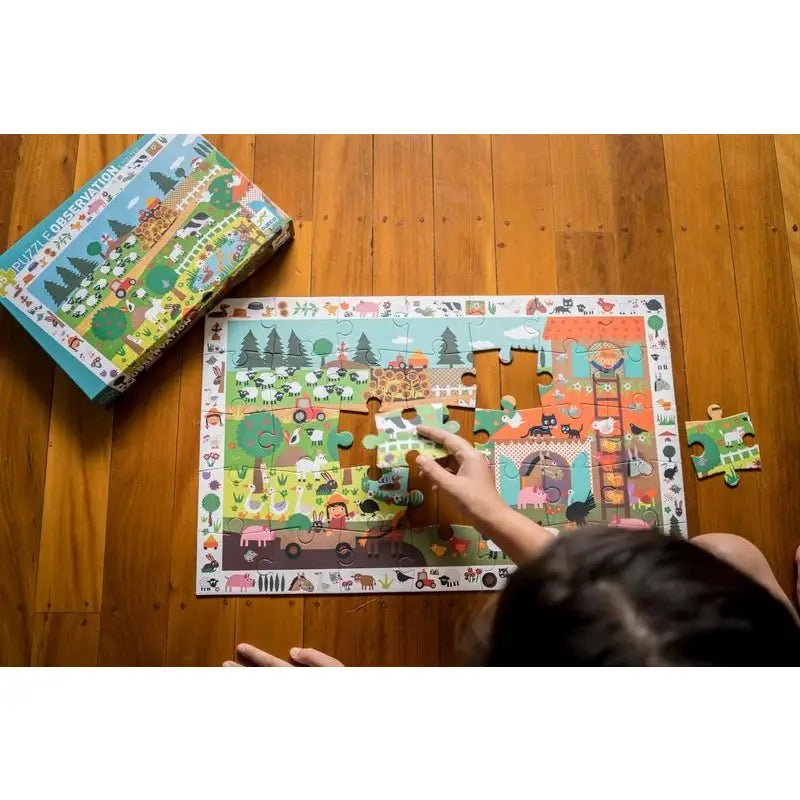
{"left": 487, "top": 527, "right": 800, "bottom": 666}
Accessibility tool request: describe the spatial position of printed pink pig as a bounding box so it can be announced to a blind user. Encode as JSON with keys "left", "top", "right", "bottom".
{"left": 516, "top": 485, "right": 547, "bottom": 510}
{"left": 354, "top": 300, "right": 380, "bottom": 317}
{"left": 225, "top": 573, "right": 255, "bottom": 592}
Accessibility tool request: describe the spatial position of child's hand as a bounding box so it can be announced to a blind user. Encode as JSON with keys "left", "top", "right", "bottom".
{"left": 415, "top": 426, "right": 506, "bottom": 528}
{"left": 223, "top": 642, "right": 343, "bottom": 667}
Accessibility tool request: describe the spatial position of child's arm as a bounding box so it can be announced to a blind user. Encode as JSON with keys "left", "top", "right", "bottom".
{"left": 416, "top": 426, "right": 554, "bottom": 565}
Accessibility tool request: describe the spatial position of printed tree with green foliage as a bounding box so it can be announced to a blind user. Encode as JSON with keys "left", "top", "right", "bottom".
{"left": 68, "top": 256, "right": 98, "bottom": 279}
{"left": 263, "top": 328, "right": 285, "bottom": 369}
{"left": 648, "top": 315, "right": 664, "bottom": 335}
{"left": 150, "top": 170, "right": 177, "bottom": 195}
{"left": 90, "top": 306, "right": 143, "bottom": 354}
{"left": 354, "top": 332, "right": 379, "bottom": 366}
{"left": 313, "top": 337, "right": 333, "bottom": 368}
{"left": 207, "top": 174, "right": 236, "bottom": 212}
{"left": 56, "top": 266, "right": 81, "bottom": 291}
{"left": 235, "top": 412, "right": 283, "bottom": 493}
{"left": 285, "top": 330, "right": 311, "bottom": 369}
{"left": 108, "top": 218, "right": 134, "bottom": 239}
{"left": 201, "top": 493, "right": 220, "bottom": 526}
{"left": 145, "top": 264, "right": 186, "bottom": 301}
{"left": 236, "top": 330, "right": 266, "bottom": 368}
{"left": 86, "top": 241, "right": 103, "bottom": 257}
{"left": 437, "top": 326, "right": 464, "bottom": 366}
{"left": 44, "top": 280, "right": 70, "bottom": 306}
{"left": 668, "top": 514, "right": 682, "bottom": 539}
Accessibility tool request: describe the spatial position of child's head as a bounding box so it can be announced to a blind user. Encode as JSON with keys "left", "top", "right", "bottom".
{"left": 486, "top": 527, "right": 800, "bottom": 666}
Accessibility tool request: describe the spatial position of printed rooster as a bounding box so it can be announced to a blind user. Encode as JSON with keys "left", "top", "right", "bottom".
{"left": 597, "top": 297, "right": 615, "bottom": 313}
{"left": 566, "top": 492, "right": 596, "bottom": 526}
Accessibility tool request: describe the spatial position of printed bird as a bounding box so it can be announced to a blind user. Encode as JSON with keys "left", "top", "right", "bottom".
{"left": 450, "top": 536, "right": 470, "bottom": 555}
{"left": 629, "top": 423, "right": 649, "bottom": 436}
{"left": 566, "top": 492, "right": 596, "bottom": 526}
{"left": 501, "top": 409, "right": 523, "bottom": 428}
{"left": 395, "top": 570, "right": 414, "bottom": 583}
{"left": 268, "top": 487, "right": 288, "bottom": 515}
{"left": 663, "top": 464, "right": 679, "bottom": 480}
{"left": 430, "top": 542, "right": 447, "bottom": 558}
{"left": 358, "top": 497, "right": 381, "bottom": 517}
{"left": 288, "top": 427, "right": 302, "bottom": 446}
{"left": 645, "top": 299, "right": 663, "bottom": 311}
{"left": 244, "top": 484, "right": 264, "bottom": 515}
{"left": 597, "top": 297, "right": 615, "bottom": 312}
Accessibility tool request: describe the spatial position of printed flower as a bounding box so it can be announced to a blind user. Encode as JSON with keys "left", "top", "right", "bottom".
{"left": 573, "top": 382, "right": 582, "bottom": 391}
{"left": 585, "top": 384, "right": 593, "bottom": 394}
{"left": 624, "top": 433, "right": 633, "bottom": 442}
{"left": 623, "top": 382, "right": 631, "bottom": 391}
{"left": 209, "top": 479, "right": 221, "bottom": 491}
{"left": 602, "top": 382, "right": 612, "bottom": 393}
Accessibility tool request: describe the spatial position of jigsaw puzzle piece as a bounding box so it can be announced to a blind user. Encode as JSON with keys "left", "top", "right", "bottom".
{"left": 362, "top": 402, "right": 460, "bottom": 468}
{"left": 685, "top": 404, "right": 760, "bottom": 487}
{"left": 467, "top": 312, "right": 545, "bottom": 364}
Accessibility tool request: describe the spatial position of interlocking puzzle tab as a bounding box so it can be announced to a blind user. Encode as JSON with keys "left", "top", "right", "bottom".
{"left": 198, "top": 294, "right": 686, "bottom": 595}
{"left": 685, "top": 404, "right": 760, "bottom": 487}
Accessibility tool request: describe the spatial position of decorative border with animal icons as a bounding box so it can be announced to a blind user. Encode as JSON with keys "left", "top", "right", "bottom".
{"left": 197, "top": 295, "right": 686, "bottom": 595}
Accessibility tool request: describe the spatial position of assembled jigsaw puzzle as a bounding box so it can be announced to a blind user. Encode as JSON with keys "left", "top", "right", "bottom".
{"left": 197, "top": 295, "right": 686, "bottom": 595}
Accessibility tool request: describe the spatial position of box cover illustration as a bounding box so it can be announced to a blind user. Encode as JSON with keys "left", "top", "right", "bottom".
{"left": 0, "top": 134, "right": 293, "bottom": 404}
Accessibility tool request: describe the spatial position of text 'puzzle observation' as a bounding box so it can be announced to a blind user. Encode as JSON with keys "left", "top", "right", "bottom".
{"left": 197, "top": 295, "right": 685, "bottom": 595}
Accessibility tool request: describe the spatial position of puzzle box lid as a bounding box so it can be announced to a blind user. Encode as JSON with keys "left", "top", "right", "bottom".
{"left": 0, "top": 135, "right": 292, "bottom": 404}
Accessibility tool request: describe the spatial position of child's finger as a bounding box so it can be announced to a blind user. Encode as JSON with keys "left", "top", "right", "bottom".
{"left": 290, "top": 647, "right": 342, "bottom": 666}
{"left": 236, "top": 642, "right": 290, "bottom": 666}
{"left": 416, "top": 425, "right": 471, "bottom": 460}
{"left": 416, "top": 455, "right": 457, "bottom": 491}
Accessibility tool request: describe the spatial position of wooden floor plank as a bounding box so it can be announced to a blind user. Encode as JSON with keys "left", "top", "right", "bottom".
{"left": 98, "top": 348, "right": 182, "bottom": 665}
{"left": 550, "top": 135, "right": 621, "bottom": 293}
{"left": 604, "top": 135, "right": 699, "bottom": 537}
{"left": 719, "top": 135, "right": 800, "bottom": 595}
{"left": 432, "top": 134, "right": 499, "bottom": 666}
{"left": 31, "top": 612, "right": 100, "bottom": 666}
{"left": 36, "top": 136, "right": 137, "bottom": 617}
{"left": 774, "top": 135, "right": 800, "bottom": 328}
{"left": 663, "top": 135, "right": 760, "bottom": 542}
{"left": 0, "top": 135, "right": 78, "bottom": 665}
{"left": 493, "top": 134, "right": 557, "bottom": 410}
{"left": 232, "top": 135, "right": 313, "bottom": 660}
{"left": 304, "top": 134, "right": 438, "bottom": 666}
{"left": 370, "top": 134, "right": 440, "bottom": 665}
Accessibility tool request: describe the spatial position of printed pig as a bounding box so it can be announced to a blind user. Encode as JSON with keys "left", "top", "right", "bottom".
{"left": 225, "top": 573, "right": 255, "bottom": 592}
{"left": 354, "top": 300, "right": 380, "bottom": 317}
{"left": 516, "top": 485, "right": 547, "bottom": 510}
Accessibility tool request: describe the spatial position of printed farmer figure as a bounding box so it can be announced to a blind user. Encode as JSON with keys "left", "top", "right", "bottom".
{"left": 325, "top": 493, "right": 354, "bottom": 529}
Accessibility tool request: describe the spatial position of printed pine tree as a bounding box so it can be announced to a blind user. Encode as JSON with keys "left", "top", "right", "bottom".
{"left": 285, "top": 330, "right": 311, "bottom": 369}
{"left": 236, "top": 330, "right": 266, "bottom": 368}
{"left": 108, "top": 218, "right": 134, "bottom": 239}
{"left": 67, "top": 256, "right": 98, "bottom": 278}
{"left": 150, "top": 170, "right": 178, "bottom": 195}
{"left": 668, "top": 515, "right": 682, "bottom": 539}
{"left": 437, "top": 326, "right": 464, "bottom": 366}
{"left": 43, "top": 279, "right": 70, "bottom": 305}
{"left": 56, "top": 265, "right": 81, "bottom": 290}
{"left": 263, "top": 328, "right": 285, "bottom": 369}
{"left": 354, "top": 332, "right": 379, "bottom": 366}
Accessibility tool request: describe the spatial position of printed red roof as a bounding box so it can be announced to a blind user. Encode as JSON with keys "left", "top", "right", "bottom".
{"left": 542, "top": 316, "right": 646, "bottom": 344}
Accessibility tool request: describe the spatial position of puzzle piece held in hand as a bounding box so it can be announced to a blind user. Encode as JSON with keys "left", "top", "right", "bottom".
{"left": 685, "top": 404, "right": 760, "bottom": 487}
{"left": 362, "top": 402, "right": 460, "bottom": 467}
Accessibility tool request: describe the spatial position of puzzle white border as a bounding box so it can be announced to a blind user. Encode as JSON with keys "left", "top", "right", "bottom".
{"left": 197, "top": 294, "right": 685, "bottom": 596}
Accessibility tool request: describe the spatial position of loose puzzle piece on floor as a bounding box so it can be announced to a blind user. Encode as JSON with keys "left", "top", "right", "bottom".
{"left": 198, "top": 295, "right": 686, "bottom": 595}
{"left": 685, "top": 404, "right": 761, "bottom": 487}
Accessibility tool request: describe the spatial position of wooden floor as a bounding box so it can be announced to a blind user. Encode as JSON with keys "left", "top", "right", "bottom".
{"left": 1, "top": 134, "right": 799, "bottom": 666}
